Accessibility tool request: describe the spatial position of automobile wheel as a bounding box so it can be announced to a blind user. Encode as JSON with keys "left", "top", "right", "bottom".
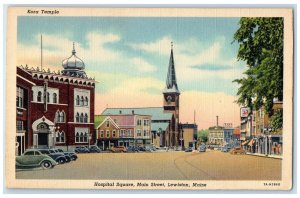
{"left": 41, "top": 160, "right": 53, "bottom": 169}
{"left": 58, "top": 158, "right": 66, "bottom": 164}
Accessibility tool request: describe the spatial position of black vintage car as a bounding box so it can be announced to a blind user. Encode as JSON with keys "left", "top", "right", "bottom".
{"left": 88, "top": 145, "right": 101, "bottom": 153}
{"left": 38, "top": 149, "right": 67, "bottom": 164}
{"left": 75, "top": 146, "right": 90, "bottom": 153}
{"left": 185, "top": 147, "right": 193, "bottom": 152}
{"left": 57, "top": 149, "right": 78, "bottom": 161}
{"left": 49, "top": 149, "right": 72, "bottom": 162}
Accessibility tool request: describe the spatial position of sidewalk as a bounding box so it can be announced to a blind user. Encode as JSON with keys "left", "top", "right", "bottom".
{"left": 246, "top": 152, "right": 282, "bottom": 159}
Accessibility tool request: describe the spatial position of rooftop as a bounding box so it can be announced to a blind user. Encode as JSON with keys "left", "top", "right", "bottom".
{"left": 102, "top": 107, "right": 173, "bottom": 121}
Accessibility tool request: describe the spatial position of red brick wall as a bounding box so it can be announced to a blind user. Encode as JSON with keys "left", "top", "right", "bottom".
{"left": 17, "top": 67, "right": 96, "bottom": 148}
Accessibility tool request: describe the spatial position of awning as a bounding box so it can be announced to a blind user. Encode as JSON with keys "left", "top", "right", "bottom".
{"left": 241, "top": 140, "right": 249, "bottom": 146}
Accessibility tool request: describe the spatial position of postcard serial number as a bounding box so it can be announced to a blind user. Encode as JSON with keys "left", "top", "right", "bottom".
{"left": 27, "top": 9, "right": 59, "bottom": 15}
{"left": 263, "top": 182, "right": 281, "bottom": 186}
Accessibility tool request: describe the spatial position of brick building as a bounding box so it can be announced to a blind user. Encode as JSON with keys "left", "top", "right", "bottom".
{"left": 16, "top": 43, "right": 96, "bottom": 154}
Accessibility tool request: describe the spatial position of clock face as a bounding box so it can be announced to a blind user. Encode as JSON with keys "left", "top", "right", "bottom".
{"left": 167, "top": 95, "right": 172, "bottom": 103}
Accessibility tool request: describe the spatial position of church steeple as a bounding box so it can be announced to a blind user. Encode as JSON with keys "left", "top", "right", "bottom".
{"left": 164, "top": 42, "right": 180, "bottom": 94}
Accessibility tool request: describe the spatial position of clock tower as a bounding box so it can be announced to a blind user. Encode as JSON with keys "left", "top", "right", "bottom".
{"left": 163, "top": 42, "right": 180, "bottom": 146}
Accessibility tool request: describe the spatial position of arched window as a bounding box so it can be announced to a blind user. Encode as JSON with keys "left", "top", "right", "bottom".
{"left": 55, "top": 111, "right": 60, "bottom": 122}
{"left": 84, "top": 96, "right": 89, "bottom": 106}
{"left": 80, "top": 96, "right": 84, "bottom": 106}
{"left": 47, "top": 92, "right": 50, "bottom": 103}
{"left": 84, "top": 132, "right": 88, "bottom": 142}
{"left": 76, "top": 112, "right": 80, "bottom": 122}
{"left": 80, "top": 132, "right": 84, "bottom": 142}
{"left": 75, "top": 132, "right": 80, "bottom": 143}
{"left": 60, "top": 131, "right": 65, "bottom": 143}
{"left": 53, "top": 93, "right": 57, "bottom": 103}
{"left": 84, "top": 113, "right": 88, "bottom": 123}
{"left": 76, "top": 95, "right": 80, "bottom": 106}
{"left": 56, "top": 131, "right": 65, "bottom": 143}
{"left": 59, "top": 112, "right": 65, "bottom": 122}
{"left": 80, "top": 113, "right": 84, "bottom": 123}
{"left": 37, "top": 91, "right": 42, "bottom": 102}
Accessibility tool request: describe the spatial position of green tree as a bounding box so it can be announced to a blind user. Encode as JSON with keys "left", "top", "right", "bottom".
{"left": 198, "top": 130, "right": 209, "bottom": 143}
{"left": 270, "top": 109, "right": 283, "bottom": 132}
{"left": 233, "top": 17, "right": 283, "bottom": 116}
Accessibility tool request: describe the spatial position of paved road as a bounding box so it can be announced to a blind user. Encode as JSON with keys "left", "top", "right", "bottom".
{"left": 16, "top": 151, "right": 281, "bottom": 180}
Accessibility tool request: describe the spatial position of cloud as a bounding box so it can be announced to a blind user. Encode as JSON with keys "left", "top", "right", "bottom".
{"left": 127, "top": 36, "right": 246, "bottom": 81}
{"left": 17, "top": 32, "right": 158, "bottom": 76}
{"left": 130, "top": 58, "right": 157, "bottom": 73}
{"left": 95, "top": 76, "right": 165, "bottom": 113}
{"left": 192, "top": 64, "right": 234, "bottom": 71}
{"left": 127, "top": 36, "right": 172, "bottom": 56}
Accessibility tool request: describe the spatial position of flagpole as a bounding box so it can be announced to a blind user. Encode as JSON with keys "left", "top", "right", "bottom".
{"left": 41, "top": 34, "right": 43, "bottom": 70}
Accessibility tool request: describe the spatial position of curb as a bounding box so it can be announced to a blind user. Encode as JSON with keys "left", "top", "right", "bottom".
{"left": 246, "top": 153, "right": 282, "bottom": 159}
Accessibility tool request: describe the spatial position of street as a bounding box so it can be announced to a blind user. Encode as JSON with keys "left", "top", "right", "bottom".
{"left": 16, "top": 151, "right": 281, "bottom": 180}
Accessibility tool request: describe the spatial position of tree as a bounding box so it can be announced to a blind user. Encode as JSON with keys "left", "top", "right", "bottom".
{"left": 198, "top": 130, "right": 209, "bottom": 143}
{"left": 233, "top": 17, "right": 283, "bottom": 116}
{"left": 270, "top": 109, "right": 283, "bottom": 132}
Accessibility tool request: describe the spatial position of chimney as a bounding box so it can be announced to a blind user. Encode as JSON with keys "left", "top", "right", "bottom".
{"left": 216, "top": 116, "right": 219, "bottom": 127}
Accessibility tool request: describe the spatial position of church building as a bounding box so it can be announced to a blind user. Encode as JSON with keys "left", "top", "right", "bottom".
{"left": 16, "top": 43, "right": 96, "bottom": 154}
{"left": 101, "top": 43, "right": 181, "bottom": 147}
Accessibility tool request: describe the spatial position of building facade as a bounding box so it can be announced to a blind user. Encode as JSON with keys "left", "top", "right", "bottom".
{"left": 102, "top": 107, "right": 173, "bottom": 147}
{"left": 95, "top": 114, "right": 152, "bottom": 149}
{"left": 180, "top": 123, "right": 198, "bottom": 149}
{"left": 208, "top": 126, "right": 225, "bottom": 146}
{"left": 16, "top": 44, "right": 96, "bottom": 154}
{"left": 240, "top": 100, "right": 283, "bottom": 155}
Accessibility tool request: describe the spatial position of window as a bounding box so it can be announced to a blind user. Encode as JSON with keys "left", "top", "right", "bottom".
{"left": 56, "top": 131, "right": 65, "bottom": 143}
{"left": 85, "top": 96, "right": 89, "bottom": 106}
{"left": 80, "top": 96, "right": 84, "bottom": 106}
{"left": 16, "top": 121, "right": 23, "bottom": 131}
{"left": 37, "top": 91, "right": 42, "bottom": 102}
{"left": 76, "top": 113, "right": 80, "bottom": 122}
{"left": 120, "top": 130, "right": 125, "bottom": 137}
{"left": 137, "top": 130, "right": 142, "bottom": 137}
{"left": 137, "top": 119, "right": 141, "bottom": 126}
{"left": 47, "top": 92, "right": 50, "bottom": 103}
{"left": 84, "top": 113, "right": 88, "bottom": 123}
{"left": 112, "top": 130, "right": 116, "bottom": 137}
{"left": 83, "top": 133, "right": 88, "bottom": 142}
{"left": 106, "top": 120, "right": 110, "bottom": 127}
{"left": 143, "top": 120, "right": 148, "bottom": 126}
{"left": 53, "top": 93, "right": 57, "bottom": 103}
{"left": 100, "top": 130, "right": 104, "bottom": 138}
{"left": 24, "top": 151, "right": 34, "bottom": 156}
{"left": 75, "top": 132, "right": 80, "bottom": 143}
{"left": 143, "top": 130, "right": 147, "bottom": 136}
{"left": 59, "top": 112, "right": 65, "bottom": 123}
{"left": 16, "top": 87, "right": 24, "bottom": 108}
{"left": 106, "top": 130, "right": 110, "bottom": 138}
{"left": 80, "top": 113, "right": 84, "bottom": 123}
{"left": 128, "top": 130, "right": 132, "bottom": 137}
{"left": 76, "top": 95, "right": 80, "bottom": 106}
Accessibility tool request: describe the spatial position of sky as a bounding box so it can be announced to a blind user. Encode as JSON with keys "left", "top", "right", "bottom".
{"left": 17, "top": 16, "right": 246, "bottom": 129}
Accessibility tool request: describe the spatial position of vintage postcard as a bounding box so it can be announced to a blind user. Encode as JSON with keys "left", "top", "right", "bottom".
{"left": 5, "top": 7, "right": 293, "bottom": 190}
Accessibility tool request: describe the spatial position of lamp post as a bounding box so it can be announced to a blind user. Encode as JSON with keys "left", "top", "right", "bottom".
{"left": 52, "top": 125, "right": 60, "bottom": 148}
{"left": 88, "top": 133, "right": 92, "bottom": 148}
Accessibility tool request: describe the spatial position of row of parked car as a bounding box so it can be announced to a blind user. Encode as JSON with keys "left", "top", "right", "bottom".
{"left": 74, "top": 145, "right": 101, "bottom": 153}
{"left": 16, "top": 148, "right": 78, "bottom": 170}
